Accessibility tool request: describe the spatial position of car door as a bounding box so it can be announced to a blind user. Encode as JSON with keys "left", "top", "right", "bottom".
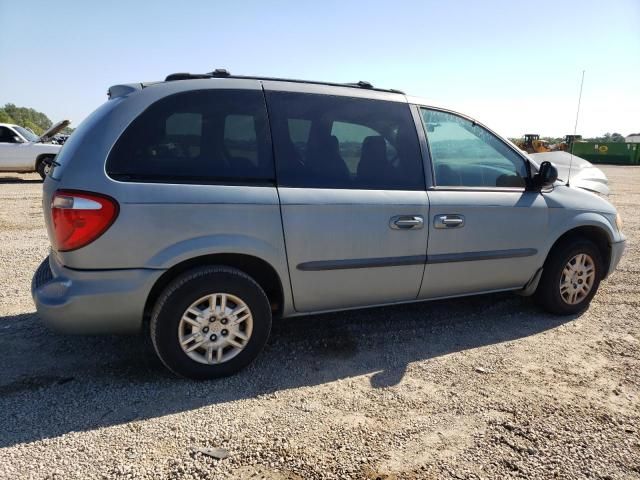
{"left": 0, "top": 126, "right": 25, "bottom": 170}
{"left": 416, "top": 107, "right": 549, "bottom": 299}
{"left": 265, "top": 87, "right": 429, "bottom": 312}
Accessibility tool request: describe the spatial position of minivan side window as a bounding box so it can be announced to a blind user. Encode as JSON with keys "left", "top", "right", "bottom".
{"left": 267, "top": 92, "right": 425, "bottom": 190}
{"left": 421, "top": 108, "right": 527, "bottom": 188}
{"left": 107, "top": 90, "right": 274, "bottom": 184}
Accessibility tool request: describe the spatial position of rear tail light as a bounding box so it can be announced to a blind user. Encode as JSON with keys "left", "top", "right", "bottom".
{"left": 51, "top": 190, "right": 119, "bottom": 251}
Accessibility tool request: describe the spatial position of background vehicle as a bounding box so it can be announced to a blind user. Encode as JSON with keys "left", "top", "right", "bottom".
{"left": 31, "top": 72, "right": 625, "bottom": 379}
{"left": 528, "top": 150, "right": 609, "bottom": 195}
{"left": 0, "top": 120, "right": 69, "bottom": 178}
{"left": 516, "top": 133, "right": 552, "bottom": 153}
{"left": 51, "top": 134, "right": 70, "bottom": 145}
{"left": 515, "top": 134, "right": 610, "bottom": 194}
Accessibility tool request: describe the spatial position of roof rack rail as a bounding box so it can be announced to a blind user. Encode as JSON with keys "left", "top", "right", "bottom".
{"left": 163, "top": 69, "right": 405, "bottom": 94}
{"left": 344, "top": 80, "right": 373, "bottom": 89}
{"left": 210, "top": 68, "right": 230, "bottom": 77}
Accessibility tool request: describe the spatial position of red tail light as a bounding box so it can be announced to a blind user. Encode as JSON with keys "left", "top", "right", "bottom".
{"left": 51, "top": 190, "right": 119, "bottom": 251}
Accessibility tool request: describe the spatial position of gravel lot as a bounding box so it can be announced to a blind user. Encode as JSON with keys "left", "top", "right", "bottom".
{"left": 0, "top": 167, "right": 638, "bottom": 480}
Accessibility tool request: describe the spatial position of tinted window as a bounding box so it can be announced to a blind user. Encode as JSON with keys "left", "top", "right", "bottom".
{"left": 267, "top": 92, "right": 424, "bottom": 190}
{"left": 421, "top": 108, "right": 527, "bottom": 188}
{"left": 0, "top": 126, "right": 17, "bottom": 143}
{"left": 224, "top": 114, "right": 258, "bottom": 163}
{"left": 14, "top": 126, "right": 39, "bottom": 142}
{"left": 107, "top": 90, "right": 274, "bottom": 184}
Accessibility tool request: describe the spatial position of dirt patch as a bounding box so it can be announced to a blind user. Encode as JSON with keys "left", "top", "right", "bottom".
{"left": 0, "top": 168, "right": 638, "bottom": 479}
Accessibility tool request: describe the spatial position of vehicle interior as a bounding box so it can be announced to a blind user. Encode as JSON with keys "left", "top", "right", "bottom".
{"left": 424, "top": 110, "right": 527, "bottom": 188}
{"left": 274, "top": 105, "right": 424, "bottom": 190}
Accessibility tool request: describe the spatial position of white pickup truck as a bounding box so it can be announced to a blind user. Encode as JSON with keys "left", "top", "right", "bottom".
{"left": 0, "top": 120, "right": 69, "bottom": 179}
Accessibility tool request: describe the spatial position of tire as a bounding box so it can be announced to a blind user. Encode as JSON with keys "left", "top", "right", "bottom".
{"left": 534, "top": 238, "right": 603, "bottom": 315}
{"left": 150, "top": 266, "right": 272, "bottom": 379}
{"left": 36, "top": 156, "right": 53, "bottom": 180}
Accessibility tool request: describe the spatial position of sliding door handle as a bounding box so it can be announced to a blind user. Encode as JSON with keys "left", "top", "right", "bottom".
{"left": 390, "top": 215, "right": 424, "bottom": 230}
{"left": 434, "top": 214, "right": 465, "bottom": 229}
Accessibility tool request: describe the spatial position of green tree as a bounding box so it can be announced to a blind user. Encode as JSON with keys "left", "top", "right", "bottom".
{"left": 0, "top": 110, "right": 14, "bottom": 124}
{"left": 585, "top": 132, "right": 626, "bottom": 143}
{"left": 0, "top": 103, "right": 53, "bottom": 135}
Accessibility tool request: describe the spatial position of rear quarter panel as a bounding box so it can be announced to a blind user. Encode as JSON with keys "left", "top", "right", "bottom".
{"left": 47, "top": 79, "right": 294, "bottom": 315}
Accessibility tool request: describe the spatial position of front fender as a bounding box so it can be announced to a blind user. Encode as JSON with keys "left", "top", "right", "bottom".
{"left": 540, "top": 210, "right": 619, "bottom": 267}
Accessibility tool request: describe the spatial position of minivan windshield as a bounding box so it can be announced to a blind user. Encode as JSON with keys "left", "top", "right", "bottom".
{"left": 13, "top": 126, "right": 39, "bottom": 142}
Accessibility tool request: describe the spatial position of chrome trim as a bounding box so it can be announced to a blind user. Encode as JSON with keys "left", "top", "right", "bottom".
{"left": 434, "top": 214, "right": 465, "bottom": 229}
{"left": 52, "top": 196, "right": 102, "bottom": 210}
{"left": 429, "top": 186, "right": 526, "bottom": 193}
{"left": 71, "top": 197, "right": 103, "bottom": 210}
{"left": 390, "top": 215, "right": 424, "bottom": 230}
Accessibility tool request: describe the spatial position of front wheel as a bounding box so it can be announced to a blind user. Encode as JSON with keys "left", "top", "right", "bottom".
{"left": 534, "top": 238, "right": 603, "bottom": 315}
{"left": 150, "top": 266, "right": 272, "bottom": 379}
{"left": 36, "top": 156, "right": 54, "bottom": 180}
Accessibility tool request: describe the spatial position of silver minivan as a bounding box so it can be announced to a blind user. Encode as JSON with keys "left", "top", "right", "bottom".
{"left": 32, "top": 71, "right": 626, "bottom": 379}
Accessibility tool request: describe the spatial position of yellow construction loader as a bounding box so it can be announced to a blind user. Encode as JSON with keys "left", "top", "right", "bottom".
{"left": 516, "top": 134, "right": 552, "bottom": 153}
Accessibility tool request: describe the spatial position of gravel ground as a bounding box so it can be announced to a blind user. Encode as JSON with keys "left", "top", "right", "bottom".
{"left": 0, "top": 168, "right": 638, "bottom": 480}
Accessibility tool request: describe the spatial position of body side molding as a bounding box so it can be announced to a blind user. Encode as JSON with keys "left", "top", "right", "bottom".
{"left": 296, "top": 248, "right": 538, "bottom": 271}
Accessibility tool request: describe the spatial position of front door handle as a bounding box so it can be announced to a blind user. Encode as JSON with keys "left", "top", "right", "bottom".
{"left": 390, "top": 215, "right": 424, "bottom": 230}
{"left": 434, "top": 214, "right": 465, "bottom": 229}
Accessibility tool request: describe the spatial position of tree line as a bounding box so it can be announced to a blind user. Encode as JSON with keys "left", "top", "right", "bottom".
{"left": 511, "top": 133, "right": 629, "bottom": 144}
{"left": 0, "top": 103, "right": 73, "bottom": 135}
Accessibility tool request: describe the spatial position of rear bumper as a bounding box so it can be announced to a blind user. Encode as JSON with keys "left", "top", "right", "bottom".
{"left": 31, "top": 255, "right": 164, "bottom": 334}
{"left": 608, "top": 238, "right": 626, "bottom": 277}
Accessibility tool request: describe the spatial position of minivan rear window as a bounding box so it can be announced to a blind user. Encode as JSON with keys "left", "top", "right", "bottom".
{"left": 50, "top": 98, "right": 122, "bottom": 180}
{"left": 106, "top": 89, "right": 274, "bottom": 185}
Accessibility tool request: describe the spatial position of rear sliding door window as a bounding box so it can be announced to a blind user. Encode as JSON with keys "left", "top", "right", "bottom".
{"left": 266, "top": 92, "right": 425, "bottom": 190}
{"left": 107, "top": 89, "right": 274, "bottom": 184}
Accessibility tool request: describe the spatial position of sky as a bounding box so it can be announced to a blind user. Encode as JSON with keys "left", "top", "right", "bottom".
{"left": 1, "top": 0, "right": 638, "bottom": 138}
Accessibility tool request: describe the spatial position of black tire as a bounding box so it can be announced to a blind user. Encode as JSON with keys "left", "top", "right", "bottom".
{"left": 150, "top": 266, "right": 272, "bottom": 379}
{"left": 36, "top": 156, "right": 53, "bottom": 180}
{"left": 534, "top": 238, "right": 603, "bottom": 315}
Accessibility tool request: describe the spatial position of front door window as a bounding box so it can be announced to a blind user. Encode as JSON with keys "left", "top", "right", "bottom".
{"left": 421, "top": 108, "right": 527, "bottom": 188}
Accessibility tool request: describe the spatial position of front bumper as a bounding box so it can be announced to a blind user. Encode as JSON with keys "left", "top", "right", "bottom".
{"left": 608, "top": 238, "right": 626, "bottom": 277}
{"left": 31, "top": 255, "right": 164, "bottom": 334}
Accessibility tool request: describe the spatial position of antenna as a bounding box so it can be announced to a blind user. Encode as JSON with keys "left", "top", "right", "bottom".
{"left": 567, "top": 70, "right": 585, "bottom": 187}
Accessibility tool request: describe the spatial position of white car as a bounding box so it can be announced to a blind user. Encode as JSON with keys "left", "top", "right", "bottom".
{"left": 528, "top": 151, "right": 609, "bottom": 195}
{"left": 0, "top": 120, "right": 69, "bottom": 179}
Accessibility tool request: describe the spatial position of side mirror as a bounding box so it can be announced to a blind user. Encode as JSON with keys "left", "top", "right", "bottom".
{"left": 12, "top": 135, "right": 25, "bottom": 144}
{"left": 534, "top": 160, "right": 558, "bottom": 190}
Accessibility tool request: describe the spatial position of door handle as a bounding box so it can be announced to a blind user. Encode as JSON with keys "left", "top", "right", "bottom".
{"left": 434, "top": 214, "right": 465, "bottom": 229}
{"left": 390, "top": 215, "right": 424, "bottom": 230}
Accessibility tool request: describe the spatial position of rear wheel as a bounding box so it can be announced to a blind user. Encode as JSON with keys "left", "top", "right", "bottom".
{"left": 36, "top": 156, "right": 54, "bottom": 180}
{"left": 150, "top": 266, "right": 272, "bottom": 379}
{"left": 534, "top": 238, "right": 603, "bottom": 315}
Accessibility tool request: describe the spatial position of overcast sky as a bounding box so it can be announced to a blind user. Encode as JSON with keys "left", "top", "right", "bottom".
{"left": 1, "top": 0, "right": 638, "bottom": 137}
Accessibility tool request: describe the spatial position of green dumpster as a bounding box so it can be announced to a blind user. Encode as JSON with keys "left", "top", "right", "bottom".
{"left": 571, "top": 142, "right": 640, "bottom": 165}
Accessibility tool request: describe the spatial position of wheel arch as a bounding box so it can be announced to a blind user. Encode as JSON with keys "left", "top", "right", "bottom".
{"left": 545, "top": 224, "right": 612, "bottom": 276}
{"left": 35, "top": 153, "right": 55, "bottom": 169}
{"left": 143, "top": 253, "right": 285, "bottom": 323}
